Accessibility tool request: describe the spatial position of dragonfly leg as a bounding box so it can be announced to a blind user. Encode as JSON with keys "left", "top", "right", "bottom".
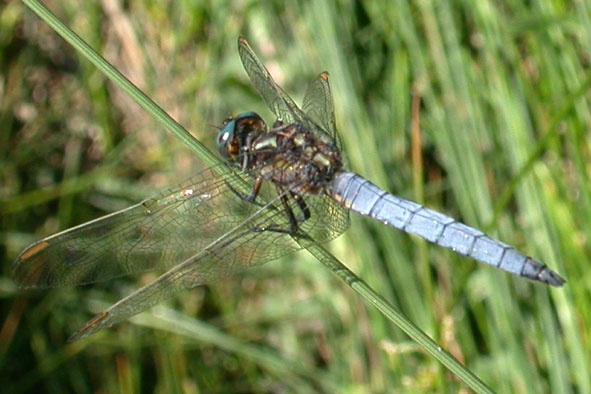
{"left": 225, "top": 175, "right": 265, "bottom": 206}
{"left": 243, "top": 175, "right": 263, "bottom": 202}
{"left": 228, "top": 176, "right": 312, "bottom": 236}
{"left": 251, "top": 185, "right": 309, "bottom": 234}
{"left": 290, "top": 191, "right": 310, "bottom": 222}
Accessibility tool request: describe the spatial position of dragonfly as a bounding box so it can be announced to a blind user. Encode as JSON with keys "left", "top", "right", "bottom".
{"left": 12, "top": 37, "right": 565, "bottom": 341}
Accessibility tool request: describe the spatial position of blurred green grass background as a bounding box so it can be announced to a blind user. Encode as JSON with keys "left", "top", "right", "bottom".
{"left": 1, "top": 0, "right": 590, "bottom": 392}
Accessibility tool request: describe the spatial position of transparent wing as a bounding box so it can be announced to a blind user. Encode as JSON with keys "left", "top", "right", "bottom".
{"left": 12, "top": 162, "right": 346, "bottom": 289}
{"left": 66, "top": 200, "right": 290, "bottom": 341}
{"left": 68, "top": 190, "right": 349, "bottom": 341}
{"left": 302, "top": 72, "right": 340, "bottom": 147}
{"left": 237, "top": 38, "right": 333, "bottom": 138}
{"left": 237, "top": 36, "right": 304, "bottom": 124}
{"left": 10, "top": 167, "right": 246, "bottom": 287}
{"left": 238, "top": 37, "right": 338, "bottom": 147}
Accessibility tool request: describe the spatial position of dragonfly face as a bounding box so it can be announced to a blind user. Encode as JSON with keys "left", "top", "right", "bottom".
{"left": 217, "top": 112, "right": 266, "bottom": 162}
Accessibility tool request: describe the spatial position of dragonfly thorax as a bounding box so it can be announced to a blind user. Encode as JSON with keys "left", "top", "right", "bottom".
{"left": 219, "top": 112, "right": 343, "bottom": 195}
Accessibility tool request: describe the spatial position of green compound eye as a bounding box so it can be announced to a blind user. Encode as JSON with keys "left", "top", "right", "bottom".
{"left": 217, "top": 112, "right": 265, "bottom": 159}
{"left": 216, "top": 119, "right": 235, "bottom": 159}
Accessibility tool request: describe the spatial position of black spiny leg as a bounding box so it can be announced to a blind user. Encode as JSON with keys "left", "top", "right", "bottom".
{"left": 226, "top": 175, "right": 265, "bottom": 206}
{"left": 243, "top": 175, "right": 263, "bottom": 202}
{"left": 226, "top": 175, "right": 301, "bottom": 234}
{"left": 290, "top": 192, "right": 310, "bottom": 222}
{"left": 228, "top": 176, "right": 313, "bottom": 237}
{"left": 252, "top": 185, "right": 310, "bottom": 235}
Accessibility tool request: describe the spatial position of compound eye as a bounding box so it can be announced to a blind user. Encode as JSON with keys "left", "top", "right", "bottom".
{"left": 216, "top": 112, "right": 266, "bottom": 161}
{"left": 234, "top": 111, "right": 262, "bottom": 122}
{"left": 234, "top": 112, "right": 266, "bottom": 130}
{"left": 216, "top": 119, "right": 235, "bottom": 159}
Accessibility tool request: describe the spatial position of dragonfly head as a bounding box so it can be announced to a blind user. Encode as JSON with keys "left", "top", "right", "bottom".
{"left": 217, "top": 112, "right": 266, "bottom": 161}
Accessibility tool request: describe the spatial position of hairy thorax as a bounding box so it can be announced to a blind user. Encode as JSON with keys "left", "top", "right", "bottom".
{"left": 246, "top": 121, "right": 343, "bottom": 195}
